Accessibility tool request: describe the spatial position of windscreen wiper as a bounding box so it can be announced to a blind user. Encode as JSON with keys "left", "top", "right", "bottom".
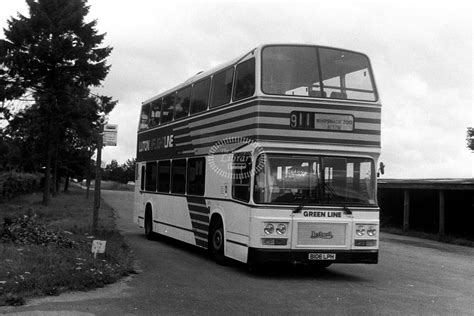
{"left": 293, "top": 197, "right": 309, "bottom": 214}
{"left": 343, "top": 205, "right": 352, "bottom": 215}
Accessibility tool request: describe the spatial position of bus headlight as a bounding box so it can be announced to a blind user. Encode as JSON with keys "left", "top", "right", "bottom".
{"left": 276, "top": 223, "right": 287, "bottom": 235}
{"left": 367, "top": 226, "right": 377, "bottom": 237}
{"left": 264, "top": 223, "right": 274, "bottom": 235}
{"left": 355, "top": 224, "right": 366, "bottom": 236}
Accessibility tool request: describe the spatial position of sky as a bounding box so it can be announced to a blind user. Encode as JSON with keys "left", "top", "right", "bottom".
{"left": 1, "top": 0, "right": 473, "bottom": 179}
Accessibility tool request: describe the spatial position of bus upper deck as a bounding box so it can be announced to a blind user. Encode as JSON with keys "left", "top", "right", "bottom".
{"left": 137, "top": 44, "right": 380, "bottom": 163}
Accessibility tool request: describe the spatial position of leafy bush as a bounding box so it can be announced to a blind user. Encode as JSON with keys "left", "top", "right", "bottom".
{"left": 0, "top": 173, "right": 41, "bottom": 201}
{"left": 0, "top": 186, "right": 134, "bottom": 306}
{"left": 1, "top": 215, "right": 75, "bottom": 248}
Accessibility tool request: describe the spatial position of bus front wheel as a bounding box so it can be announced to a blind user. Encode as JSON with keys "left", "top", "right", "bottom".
{"left": 144, "top": 208, "right": 155, "bottom": 240}
{"left": 209, "top": 218, "right": 226, "bottom": 265}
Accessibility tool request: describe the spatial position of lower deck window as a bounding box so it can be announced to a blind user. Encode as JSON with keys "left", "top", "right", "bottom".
{"left": 145, "top": 161, "right": 157, "bottom": 191}
{"left": 171, "top": 159, "right": 186, "bottom": 194}
{"left": 232, "top": 152, "right": 252, "bottom": 202}
{"left": 187, "top": 158, "right": 205, "bottom": 196}
{"left": 140, "top": 165, "right": 145, "bottom": 191}
{"left": 158, "top": 160, "right": 171, "bottom": 193}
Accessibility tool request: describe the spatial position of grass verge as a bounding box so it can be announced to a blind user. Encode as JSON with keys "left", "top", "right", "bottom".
{"left": 0, "top": 186, "right": 135, "bottom": 306}
{"left": 80, "top": 180, "right": 134, "bottom": 192}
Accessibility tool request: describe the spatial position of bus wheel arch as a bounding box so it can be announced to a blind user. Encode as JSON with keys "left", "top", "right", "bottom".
{"left": 144, "top": 203, "right": 155, "bottom": 240}
{"left": 209, "top": 213, "right": 227, "bottom": 264}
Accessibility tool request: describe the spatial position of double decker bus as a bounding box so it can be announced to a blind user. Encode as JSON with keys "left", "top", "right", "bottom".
{"left": 134, "top": 44, "right": 381, "bottom": 267}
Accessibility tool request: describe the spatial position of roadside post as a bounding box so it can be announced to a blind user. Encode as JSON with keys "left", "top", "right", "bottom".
{"left": 92, "top": 124, "right": 118, "bottom": 231}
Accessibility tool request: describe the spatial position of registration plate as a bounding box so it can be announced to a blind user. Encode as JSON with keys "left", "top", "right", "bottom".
{"left": 308, "top": 253, "right": 336, "bottom": 261}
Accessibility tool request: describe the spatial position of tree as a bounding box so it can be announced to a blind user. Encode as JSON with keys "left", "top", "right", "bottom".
{"left": 122, "top": 158, "right": 136, "bottom": 183}
{"left": 104, "top": 159, "right": 122, "bottom": 183}
{"left": 2, "top": 105, "right": 45, "bottom": 172}
{"left": 467, "top": 127, "right": 474, "bottom": 152}
{"left": 102, "top": 158, "right": 136, "bottom": 184}
{"left": 0, "top": 0, "right": 113, "bottom": 205}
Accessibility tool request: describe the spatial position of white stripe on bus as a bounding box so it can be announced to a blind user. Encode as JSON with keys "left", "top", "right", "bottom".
{"left": 258, "top": 105, "right": 381, "bottom": 120}
{"left": 188, "top": 202, "right": 208, "bottom": 209}
{"left": 193, "top": 228, "right": 209, "bottom": 236}
{"left": 189, "top": 129, "right": 380, "bottom": 148}
{"left": 195, "top": 235, "right": 208, "bottom": 242}
{"left": 175, "top": 134, "right": 191, "bottom": 140}
{"left": 184, "top": 103, "right": 380, "bottom": 129}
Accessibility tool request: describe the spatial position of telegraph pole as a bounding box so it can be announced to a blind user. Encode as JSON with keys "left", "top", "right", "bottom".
{"left": 92, "top": 126, "right": 104, "bottom": 231}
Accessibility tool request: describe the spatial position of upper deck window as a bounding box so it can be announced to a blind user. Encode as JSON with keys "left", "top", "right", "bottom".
{"left": 175, "top": 86, "right": 191, "bottom": 120}
{"left": 139, "top": 103, "right": 150, "bottom": 131}
{"left": 233, "top": 58, "right": 255, "bottom": 101}
{"left": 161, "top": 93, "right": 175, "bottom": 124}
{"left": 262, "top": 45, "right": 377, "bottom": 101}
{"left": 149, "top": 99, "right": 162, "bottom": 127}
{"left": 190, "top": 78, "right": 210, "bottom": 114}
{"left": 210, "top": 67, "right": 234, "bottom": 108}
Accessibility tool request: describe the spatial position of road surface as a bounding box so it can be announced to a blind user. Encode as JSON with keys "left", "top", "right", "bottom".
{"left": 2, "top": 190, "right": 473, "bottom": 315}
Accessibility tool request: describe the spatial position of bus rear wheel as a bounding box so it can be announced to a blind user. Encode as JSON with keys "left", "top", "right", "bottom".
{"left": 144, "top": 208, "right": 155, "bottom": 240}
{"left": 209, "top": 218, "right": 226, "bottom": 265}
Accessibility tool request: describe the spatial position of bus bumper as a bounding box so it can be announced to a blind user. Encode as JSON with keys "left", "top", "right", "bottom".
{"left": 247, "top": 248, "right": 378, "bottom": 265}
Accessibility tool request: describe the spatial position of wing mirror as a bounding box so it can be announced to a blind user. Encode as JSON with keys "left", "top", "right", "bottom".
{"left": 377, "top": 162, "right": 385, "bottom": 177}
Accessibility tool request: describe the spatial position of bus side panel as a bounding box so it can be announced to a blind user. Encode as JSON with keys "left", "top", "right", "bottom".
{"left": 209, "top": 200, "right": 251, "bottom": 263}
{"left": 205, "top": 155, "right": 251, "bottom": 263}
{"left": 134, "top": 162, "right": 145, "bottom": 227}
{"left": 154, "top": 194, "right": 196, "bottom": 245}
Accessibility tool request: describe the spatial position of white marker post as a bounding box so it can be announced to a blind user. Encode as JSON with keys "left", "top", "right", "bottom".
{"left": 91, "top": 240, "right": 107, "bottom": 259}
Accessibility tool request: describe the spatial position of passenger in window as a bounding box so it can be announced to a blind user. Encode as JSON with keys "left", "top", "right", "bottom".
{"left": 175, "top": 102, "right": 183, "bottom": 117}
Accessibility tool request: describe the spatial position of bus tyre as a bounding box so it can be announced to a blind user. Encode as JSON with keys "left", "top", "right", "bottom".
{"left": 144, "top": 208, "right": 155, "bottom": 240}
{"left": 209, "top": 219, "right": 227, "bottom": 265}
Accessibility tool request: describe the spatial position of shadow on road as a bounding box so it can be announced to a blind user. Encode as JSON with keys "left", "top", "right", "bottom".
{"left": 239, "top": 264, "right": 367, "bottom": 282}
{"left": 140, "top": 231, "right": 368, "bottom": 282}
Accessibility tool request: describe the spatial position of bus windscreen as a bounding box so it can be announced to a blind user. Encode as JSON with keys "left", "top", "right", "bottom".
{"left": 253, "top": 154, "right": 376, "bottom": 206}
{"left": 262, "top": 45, "right": 377, "bottom": 101}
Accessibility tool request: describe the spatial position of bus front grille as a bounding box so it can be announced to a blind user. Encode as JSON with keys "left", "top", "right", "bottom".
{"left": 296, "top": 222, "right": 347, "bottom": 247}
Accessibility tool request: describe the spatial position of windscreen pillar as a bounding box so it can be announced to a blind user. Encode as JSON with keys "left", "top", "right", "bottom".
{"left": 438, "top": 190, "right": 445, "bottom": 235}
{"left": 403, "top": 190, "right": 410, "bottom": 231}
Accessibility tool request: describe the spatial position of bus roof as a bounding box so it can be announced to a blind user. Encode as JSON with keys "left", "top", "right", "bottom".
{"left": 142, "top": 43, "right": 370, "bottom": 104}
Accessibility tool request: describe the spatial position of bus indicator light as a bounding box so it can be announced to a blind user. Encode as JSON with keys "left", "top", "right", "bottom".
{"left": 262, "top": 238, "right": 287, "bottom": 246}
{"left": 355, "top": 240, "right": 377, "bottom": 247}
